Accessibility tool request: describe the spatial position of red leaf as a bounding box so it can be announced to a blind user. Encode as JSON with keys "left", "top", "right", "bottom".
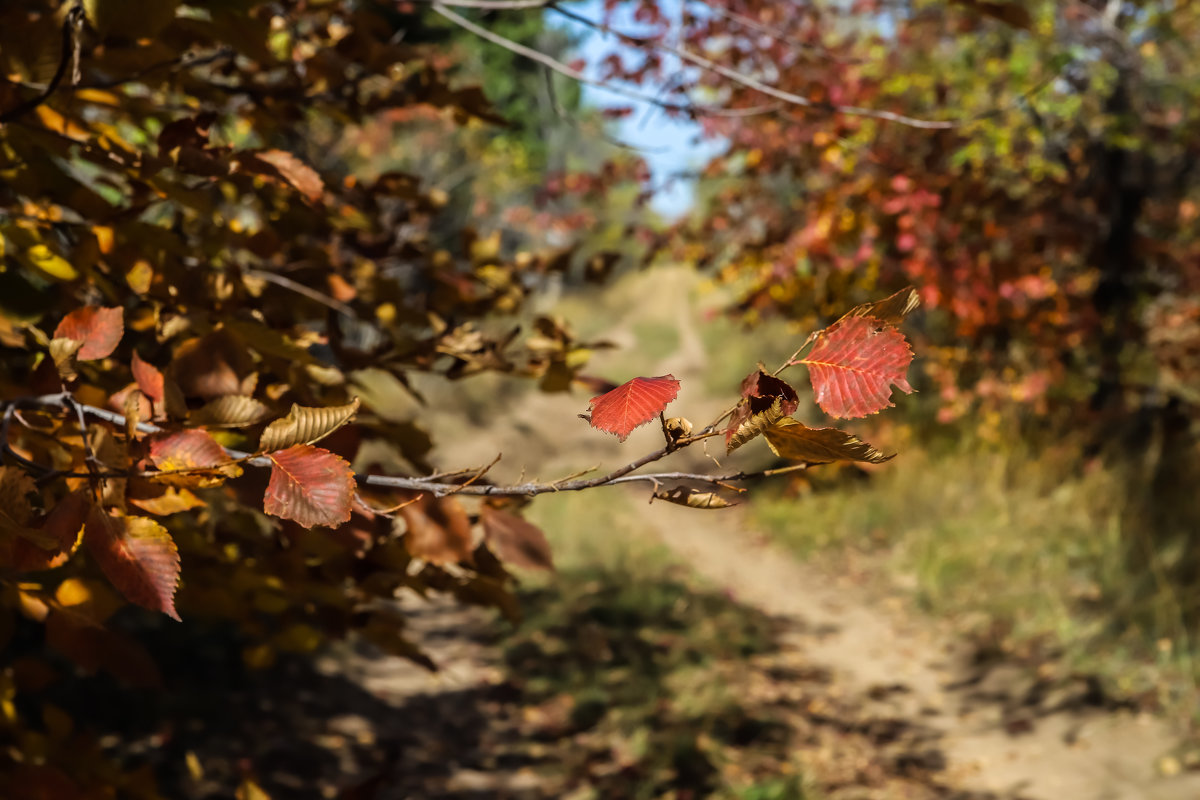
{"left": 149, "top": 429, "right": 228, "bottom": 471}
{"left": 53, "top": 306, "right": 124, "bottom": 361}
{"left": 83, "top": 507, "right": 181, "bottom": 620}
{"left": 131, "top": 351, "right": 165, "bottom": 404}
{"left": 587, "top": 374, "right": 681, "bottom": 442}
{"left": 800, "top": 316, "right": 914, "bottom": 418}
{"left": 12, "top": 490, "right": 90, "bottom": 572}
{"left": 481, "top": 505, "right": 554, "bottom": 571}
{"left": 264, "top": 445, "right": 355, "bottom": 528}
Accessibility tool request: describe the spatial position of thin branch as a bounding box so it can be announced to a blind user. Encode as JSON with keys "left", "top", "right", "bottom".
{"left": 549, "top": 4, "right": 956, "bottom": 130}
{"left": 690, "top": 0, "right": 863, "bottom": 64}
{"left": 0, "top": 3, "right": 85, "bottom": 124}
{"left": 430, "top": 2, "right": 776, "bottom": 120}
{"left": 244, "top": 268, "right": 358, "bottom": 319}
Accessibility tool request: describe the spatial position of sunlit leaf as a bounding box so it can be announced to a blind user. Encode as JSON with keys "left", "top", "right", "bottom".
{"left": 837, "top": 286, "right": 920, "bottom": 326}
{"left": 763, "top": 418, "right": 893, "bottom": 464}
{"left": 246, "top": 149, "right": 325, "bottom": 202}
{"left": 263, "top": 445, "right": 355, "bottom": 528}
{"left": 652, "top": 487, "right": 737, "bottom": 509}
{"left": 587, "top": 374, "right": 680, "bottom": 442}
{"left": 799, "top": 316, "right": 914, "bottom": 419}
{"left": 53, "top": 306, "right": 124, "bottom": 361}
{"left": 727, "top": 397, "right": 785, "bottom": 454}
{"left": 259, "top": 398, "right": 360, "bottom": 453}
{"left": 83, "top": 507, "right": 181, "bottom": 620}
{"left": 480, "top": 505, "right": 553, "bottom": 571}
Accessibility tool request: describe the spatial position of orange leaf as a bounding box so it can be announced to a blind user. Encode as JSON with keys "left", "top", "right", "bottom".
{"left": 149, "top": 429, "right": 228, "bottom": 472}
{"left": 400, "top": 493, "right": 474, "bottom": 565}
{"left": 587, "top": 374, "right": 680, "bottom": 442}
{"left": 481, "top": 505, "right": 553, "bottom": 571}
{"left": 83, "top": 507, "right": 181, "bottom": 620}
{"left": 252, "top": 149, "right": 325, "bottom": 202}
{"left": 799, "top": 316, "right": 914, "bottom": 419}
{"left": 53, "top": 306, "right": 124, "bottom": 360}
{"left": 131, "top": 351, "right": 165, "bottom": 404}
{"left": 263, "top": 445, "right": 355, "bottom": 528}
{"left": 12, "top": 490, "right": 90, "bottom": 572}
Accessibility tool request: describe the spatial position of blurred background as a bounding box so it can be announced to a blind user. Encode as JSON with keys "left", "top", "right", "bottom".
{"left": 2, "top": 0, "right": 1200, "bottom": 797}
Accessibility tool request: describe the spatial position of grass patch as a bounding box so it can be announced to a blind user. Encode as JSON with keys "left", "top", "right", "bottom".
{"left": 752, "top": 439, "right": 1200, "bottom": 714}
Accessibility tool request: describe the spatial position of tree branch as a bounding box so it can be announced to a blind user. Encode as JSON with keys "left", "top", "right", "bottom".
{"left": 0, "top": 3, "right": 85, "bottom": 125}
{"left": 5, "top": 393, "right": 805, "bottom": 503}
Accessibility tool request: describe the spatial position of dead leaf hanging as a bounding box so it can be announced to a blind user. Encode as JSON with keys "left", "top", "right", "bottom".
{"left": 259, "top": 398, "right": 360, "bottom": 453}
{"left": 763, "top": 418, "right": 893, "bottom": 464}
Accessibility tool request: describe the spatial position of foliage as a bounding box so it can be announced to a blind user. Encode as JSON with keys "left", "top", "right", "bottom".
{"left": 0, "top": 2, "right": 923, "bottom": 794}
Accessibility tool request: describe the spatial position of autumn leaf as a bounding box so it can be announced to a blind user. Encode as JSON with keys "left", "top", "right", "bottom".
{"left": 837, "top": 286, "right": 920, "bottom": 327}
{"left": 727, "top": 397, "right": 785, "bottom": 453}
{"left": 400, "top": 493, "right": 474, "bottom": 565}
{"left": 481, "top": 505, "right": 553, "bottom": 571}
{"left": 190, "top": 395, "right": 272, "bottom": 427}
{"left": 12, "top": 490, "right": 91, "bottom": 572}
{"left": 53, "top": 306, "right": 124, "bottom": 361}
{"left": 259, "top": 398, "right": 360, "bottom": 453}
{"left": 652, "top": 487, "right": 737, "bottom": 509}
{"left": 763, "top": 418, "right": 893, "bottom": 464}
{"left": 131, "top": 351, "right": 165, "bottom": 404}
{"left": 246, "top": 149, "right": 325, "bottom": 202}
{"left": 798, "top": 316, "right": 914, "bottom": 419}
{"left": 147, "top": 428, "right": 240, "bottom": 488}
{"left": 263, "top": 445, "right": 355, "bottom": 528}
{"left": 587, "top": 374, "right": 680, "bottom": 442}
{"left": 83, "top": 507, "right": 181, "bottom": 620}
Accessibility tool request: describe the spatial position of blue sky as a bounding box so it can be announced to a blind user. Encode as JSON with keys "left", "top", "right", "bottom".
{"left": 550, "top": 0, "right": 724, "bottom": 218}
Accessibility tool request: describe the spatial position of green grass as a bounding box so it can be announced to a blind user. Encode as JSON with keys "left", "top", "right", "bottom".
{"left": 751, "top": 437, "right": 1200, "bottom": 715}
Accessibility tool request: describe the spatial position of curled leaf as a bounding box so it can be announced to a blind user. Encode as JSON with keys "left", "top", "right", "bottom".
{"left": 481, "top": 505, "right": 554, "bottom": 571}
{"left": 83, "top": 507, "right": 181, "bottom": 620}
{"left": 190, "top": 395, "right": 272, "bottom": 427}
{"left": 263, "top": 445, "right": 355, "bottom": 528}
{"left": 652, "top": 487, "right": 737, "bottom": 509}
{"left": 838, "top": 286, "right": 920, "bottom": 326}
{"left": 49, "top": 338, "right": 83, "bottom": 381}
{"left": 763, "top": 418, "right": 894, "bottom": 464}
{"left": 260, "top": 398, "right": 360, "bottom": 453}
{"left": 587, "top": 374, "right": 681, "bottom": 442}
{"left": 53, "top": 306, "right": 124, "bottom": 360}
{"left": 400, "top": 493, "right": 474, "bottom": 565}
{"left": 800, "top": 316, "right": 914, "bottom": 419}
{"left": 727, "top": 397, "right": 785, "bottom": 454}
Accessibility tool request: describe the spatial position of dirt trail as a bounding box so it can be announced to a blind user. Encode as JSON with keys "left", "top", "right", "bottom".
{"left": 403, "top": 267, "right": 1200, "bottom": 799}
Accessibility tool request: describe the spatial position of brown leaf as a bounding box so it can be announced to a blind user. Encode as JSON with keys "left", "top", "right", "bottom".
{"left": 763, "top": 418, "right": 894, "bottom": 464}
{"left": 263, "top": 445, "right": 355, "bottom": 528}
{"left": 400, "top": 494, "right": 474, "bottom": 565}
{"left": 190, "top": 394, "right": 272, "bottom": 427}
{"left": 259, "top": 398, "right": 360, "bottom": 453}
{"left": 246, "top": 149, "right": 325, "bottom": 202}
{"left": 799, "top": 316, "right": 915, "bottom": 419}
{"left": 949, "top": 0, "right": 1033, "bottom": 30}
{"left": 727, "top": 397, "right": 785, "bottom": 454}
{"left": 837, "top": 286, "right": 921, "bottom": 326}
{"left": 48, "top": 337, "right": 82, "bottom": 381}
{"left": 12, "top": 490, "right": 89, "bottom": 572}
{"left": 127, "top": 483, "right": 206, "bottom": 516}
{"left": 170, "top": 330, "right": 256, "bottom": 399}
{"left": 83, "top": 507, "right": 181, "bottom": 620}
{"left": 53, "top": 306, "right": 124, "bottom": 360}
{"left": 587, "top": 374, "right": 681, "bottom": 442}
{"left": 481, "top": 505, "right": 554, "bottom": 571}
{"left": 652, "top": 487, "right": 737, "bottom": 509}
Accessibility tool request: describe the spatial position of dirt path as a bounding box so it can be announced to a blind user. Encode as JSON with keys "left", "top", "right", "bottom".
{"left": 398, "top": 267, "right": 1200, "bottom": 799}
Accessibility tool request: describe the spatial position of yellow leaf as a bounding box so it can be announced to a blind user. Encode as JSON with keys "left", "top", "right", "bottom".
{"left": 24, "top": 243, "right": 78, "bottom": 280}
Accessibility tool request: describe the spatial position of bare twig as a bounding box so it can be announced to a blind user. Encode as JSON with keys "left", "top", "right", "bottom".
{"left": 549, "top": 4, "right": 955, "bottom": 130}
{"left": 0, "top": 3, "right": 85, "bottom": 124}
{"left": 244, "top": 268, "right": 358, "bottom": 319}
{"left": 430, "top": 3, "right": 776, "bottom": 120}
